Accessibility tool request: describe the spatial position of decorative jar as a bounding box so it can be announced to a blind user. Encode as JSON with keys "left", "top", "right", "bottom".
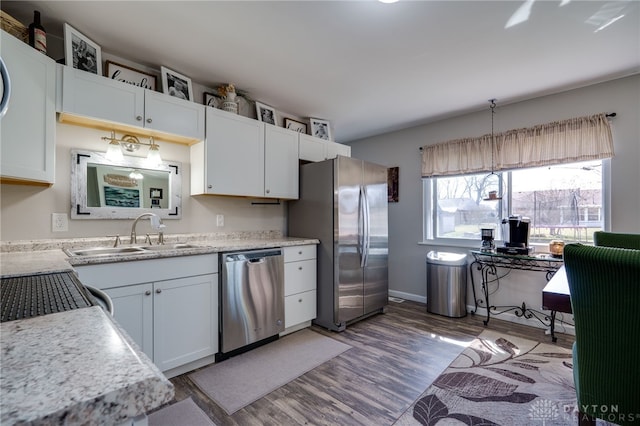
{"left": 222, "top": 100, "right": 238, "bottom": 114}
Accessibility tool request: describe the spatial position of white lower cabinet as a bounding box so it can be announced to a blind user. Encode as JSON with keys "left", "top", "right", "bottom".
{"left": 152, "top": 274, "right": 217, "bottom": 371}
{"left": 103, "top": 283, "right": 154, "bottom": 356}
{"left": 75, "top": 254, "right": 217, "bottom": 373}
{"left": 282, "top": 245, "right": 317, "bottom": 332}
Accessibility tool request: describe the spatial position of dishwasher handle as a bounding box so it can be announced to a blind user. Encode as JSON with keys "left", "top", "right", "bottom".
{"left": 223, "top": 248, "right": 283, "bottom": 263}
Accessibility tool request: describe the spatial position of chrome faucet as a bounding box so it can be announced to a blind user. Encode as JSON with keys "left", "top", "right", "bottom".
{"left": 130, "top": 213, "right": 165, "bottom": 245}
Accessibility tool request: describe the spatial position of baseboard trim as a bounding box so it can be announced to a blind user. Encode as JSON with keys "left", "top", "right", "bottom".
{"left": 389, "top": 290, "right": 426, "bottom": 304}
{"left": 162, "top": 354, "right": 215, "bottom": 379}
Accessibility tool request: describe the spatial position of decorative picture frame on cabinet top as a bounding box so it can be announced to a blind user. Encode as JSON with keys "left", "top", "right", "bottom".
{"left": 284, "top": 118, "right": 307, "bottom": 134}
{"left": 64, "top": 23, "right": 102, "bottom": 75}
{"left": 310, "top": 117, "right": 332, "bottom": 141}
{"left": 255, "top": 101, "right": 276, "bottom": 125}
{"left": 203, "top": 92, "right": 223, "bottom": 108}
{"left": 105, "top": 60, "right": 157, "bottom": 91}
{"left": 160, "top": 66, "right": 193, "bottom": 101}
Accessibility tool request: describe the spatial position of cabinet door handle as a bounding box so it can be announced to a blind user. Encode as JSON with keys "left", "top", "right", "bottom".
{"left": 146, "top": 118, "right": 152, "bottom": 124}
{"left": 298, "top": 298, "right": 303, "bottom": 303}
{"left": 207, "top": 184, "right": 213, "bottom": 189}
{"left": 298, "top": 266, "right": 303, "bottom": 270}
{"left": 266, "top": 189, "right": 270, "bottom": 194}
{"left": 145, "top": 290, "right": 151, "bottom": 296}
{"left": 156, "top": 289, "right": 162, "bottom": 294}
{"left": 136, "top": 115, "right": 143, "bottom": 121}
{"left": 298, "top": 251, "right": 302, "bottom": 255}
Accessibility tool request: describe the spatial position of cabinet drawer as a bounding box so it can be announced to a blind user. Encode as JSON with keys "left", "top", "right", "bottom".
{"left": 284, "top": 259, "right": 316, "bottom": 295}
{"left": 284, "top": 245, "right": 316, "bottom": 262}
{"left": 284, "top": 290, "right": 316, "bottom": 328}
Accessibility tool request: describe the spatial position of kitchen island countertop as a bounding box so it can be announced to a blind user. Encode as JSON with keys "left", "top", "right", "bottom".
{"left": 0, "top": 306, "right": 174, "bottom": 425}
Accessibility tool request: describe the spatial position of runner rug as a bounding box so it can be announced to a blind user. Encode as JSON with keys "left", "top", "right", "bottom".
{"left": 147, "top": 397, "right": 214, "bottom": 426}
{"left": 395, "top": 329, "right": 578, "bottom": 425}
{"left": 189, "top": 328, "right": 351, "bottom": 415}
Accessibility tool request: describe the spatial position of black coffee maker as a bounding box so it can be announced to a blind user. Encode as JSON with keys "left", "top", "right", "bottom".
{"left": 497, "top": 215, "right": 532, "bottom": 255}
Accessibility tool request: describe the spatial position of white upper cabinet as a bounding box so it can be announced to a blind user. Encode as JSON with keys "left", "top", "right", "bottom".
{"left": 299, "top": 133, "right": 351, "bottom": 162}
{"left": 60, "top": 66, "right": 204, "bottom": 143}
{"left": 191, "top": 107, "right": 299, "bottom": 199}
{"left": 61, "top": 65, "right": 143, "bottom": 127}
{"left": 192, "top": 107, "right": 264, "bottom": 197}
{"left": 144, "top": 90, "right": 205, "bottom": 141}
{"left": 0, "top": 30, "right": 56, "bottom": 185}
{"left": 264, "top": 124, "right": 299, "bottom": 199}
{"left": 325, "top": 140, "right": 351, "bottom": 159}
{"left": 299, "top": 134, "right": 326, "bottom": 162}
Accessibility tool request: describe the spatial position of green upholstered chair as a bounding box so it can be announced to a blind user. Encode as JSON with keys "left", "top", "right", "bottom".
{"left": 563, "top": 243, "right": 640, "bottom": 425}
{"left": 593, "top": 231, "right": 640, "bottom": 249}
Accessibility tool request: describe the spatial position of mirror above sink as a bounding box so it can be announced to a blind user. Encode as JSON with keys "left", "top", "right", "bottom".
{"left": 71, "top": 149, "right": 182, "bottom": 220}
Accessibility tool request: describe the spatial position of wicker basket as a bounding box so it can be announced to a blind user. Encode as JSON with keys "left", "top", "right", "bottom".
{"left": 1, "top": 11, "right": 28, "bottom": 43}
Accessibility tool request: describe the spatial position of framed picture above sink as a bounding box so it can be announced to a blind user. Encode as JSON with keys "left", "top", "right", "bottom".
{"left": 71, "top": 149, "right": 182, "bottom": 219}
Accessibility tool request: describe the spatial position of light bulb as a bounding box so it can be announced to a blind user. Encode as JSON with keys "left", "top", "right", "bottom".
{"left": 129, "top": 170, "right": 143, "bottom": 180}
{"left": 145, "top": 142, "right": 162, "bottom": 168}
{"left": 105, "top": 140, "right": 124, "bottom": 162}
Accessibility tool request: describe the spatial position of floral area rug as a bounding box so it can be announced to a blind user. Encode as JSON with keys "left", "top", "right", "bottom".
{"left": 394, "top": 329, "right": 579, "bottom": 426}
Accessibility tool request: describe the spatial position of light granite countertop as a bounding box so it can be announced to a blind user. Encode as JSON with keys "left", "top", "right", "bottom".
{"left": 0, "top": 306, "right": 174, "bottom": 425}
{"left": 0, "top": 231, "right": 319, "bottom": 424}
{"left": 0, "top": 232, "right": 319, "bottom": 275}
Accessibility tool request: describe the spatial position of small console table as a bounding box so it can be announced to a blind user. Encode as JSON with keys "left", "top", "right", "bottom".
{"left": 469, "top": 250, "right": 564, "bottom": 340}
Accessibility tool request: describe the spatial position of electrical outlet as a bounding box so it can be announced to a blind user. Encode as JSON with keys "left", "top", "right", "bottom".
{"left": 52, "top": 213, "right": 68, "bottom": 232}
{"left": 216, "top": 214, "right": 224, "bottom": 227}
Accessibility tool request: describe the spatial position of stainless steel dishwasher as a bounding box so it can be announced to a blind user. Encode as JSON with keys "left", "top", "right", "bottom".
{"left": 219, "top": 248, "right": 284, "bottom": 358}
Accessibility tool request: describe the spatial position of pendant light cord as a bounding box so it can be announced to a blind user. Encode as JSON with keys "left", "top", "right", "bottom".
{"left": 489, "top": 98, "right": 496, "bottom": 174}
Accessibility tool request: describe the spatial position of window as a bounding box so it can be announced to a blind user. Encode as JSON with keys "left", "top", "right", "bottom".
{"left": 425, "top": 160, "right": 605, "bottom": 245}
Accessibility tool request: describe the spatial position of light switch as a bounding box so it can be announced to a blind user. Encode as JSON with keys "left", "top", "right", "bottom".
{"left": 216, "top": 214, "right": 224, "bottom": 227}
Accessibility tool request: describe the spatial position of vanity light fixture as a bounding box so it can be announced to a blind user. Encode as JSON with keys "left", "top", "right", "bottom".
{"left": 102, "top": 131, "right": 163, "bottom": 167}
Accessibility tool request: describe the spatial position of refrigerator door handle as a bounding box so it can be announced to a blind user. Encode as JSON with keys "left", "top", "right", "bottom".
{"left": 362, "top": 185, "right": 371, "bottom": 267}
{"left": 359, "top": 185, "right": 366, "bottom": 268}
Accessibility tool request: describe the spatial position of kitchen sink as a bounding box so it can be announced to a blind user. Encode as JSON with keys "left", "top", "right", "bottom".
{"left": 65, "top": 246, "right": 147, "bottom": 257}
{"left": 136, "top": 243, "right": 202, "bottom": 251}
{"left": 64, "top": 244, "right": 203, "bottom": 257}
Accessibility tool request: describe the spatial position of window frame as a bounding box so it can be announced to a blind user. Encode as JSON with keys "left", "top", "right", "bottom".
{"left": 421, "top": 159, "right": 611, "bottom": 249}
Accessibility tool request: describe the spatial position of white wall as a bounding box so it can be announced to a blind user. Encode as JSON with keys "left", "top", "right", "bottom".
{"left": 348, "top": 75, "right": 640, "bottom": 307}
{"left": 0, "top": 123, "right": 286, "bottom": 241}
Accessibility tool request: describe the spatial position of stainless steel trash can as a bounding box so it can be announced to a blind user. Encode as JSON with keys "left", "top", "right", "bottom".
{"left": 426, "top": 251, "right": 468, "bottom": 318}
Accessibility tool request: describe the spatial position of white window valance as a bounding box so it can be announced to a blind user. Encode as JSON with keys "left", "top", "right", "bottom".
{"left": 421, "top": 113, "right": 614, "bottom": 177}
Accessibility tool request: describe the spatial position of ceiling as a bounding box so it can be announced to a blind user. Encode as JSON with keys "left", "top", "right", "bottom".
{"left": 2, "top": 1, "right": 639, "bottom": 143}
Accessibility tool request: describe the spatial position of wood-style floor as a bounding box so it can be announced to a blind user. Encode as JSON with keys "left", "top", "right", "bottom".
{"left": 169, "top": 300, "right": 574, "bottom": 425}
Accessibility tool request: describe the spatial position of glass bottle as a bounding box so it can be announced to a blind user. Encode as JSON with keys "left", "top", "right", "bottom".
{"left": 28, "top": 11, "right": 47, "bottom": 54}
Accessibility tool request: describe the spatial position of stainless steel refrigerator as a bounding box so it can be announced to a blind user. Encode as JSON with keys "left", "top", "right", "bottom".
{"left": 288, "top": 156, "right": 388, "bottom": 331}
